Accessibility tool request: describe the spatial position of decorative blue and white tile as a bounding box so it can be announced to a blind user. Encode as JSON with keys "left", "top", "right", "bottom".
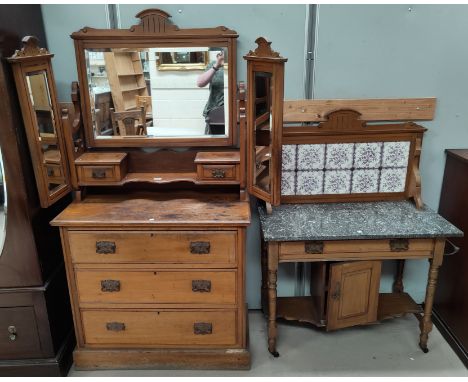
{"left": 297, "top": 144, "right": 326, "bottom": 170}
{"left": 296, "top": 170, "right": 323, "bottom": 195}
{"left": 351, "top": 169, "right": 379, "bottom": 193}
{"left": 325, "top": 143, "right": 354, "bottom": 170}
{"left": 354, "top": 142, "right": 382, "bottom": 169}
{"left": 324, "top": 170, "right": 352, "bottom": 194}
{"left": 379, "top": 168, "right": 407, "bottom": 193}
{"left": 281, "top": 171, "right": 296, "bottom": 195}
{"left": 282, "top": 144, "right": 297, "bottom": 171}
{"left": 382, "top": 141, "right": 410, "bottom": 168}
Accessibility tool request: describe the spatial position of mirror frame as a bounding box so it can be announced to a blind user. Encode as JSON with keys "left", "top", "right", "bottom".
{"left": 8, "top": 36, "right": 71, "bottom": 208}
{"left": 244, "top": 37, "right": 287, "bottom": 206}
{"left": 72, "top": 9, "right": 238, "bottom": 148}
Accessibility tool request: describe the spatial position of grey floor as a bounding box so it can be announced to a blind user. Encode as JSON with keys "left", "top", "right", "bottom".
{"left": 69, "top": 311, "right": 467, "bottom": 377}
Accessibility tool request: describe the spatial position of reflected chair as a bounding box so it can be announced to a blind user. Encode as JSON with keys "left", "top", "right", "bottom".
{"left": 110, "top": 107, "right": 148, "bottom": 136}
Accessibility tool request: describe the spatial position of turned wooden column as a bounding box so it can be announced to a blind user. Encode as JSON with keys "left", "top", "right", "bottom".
{"left": 267, "top": 241, "right": 279, "bottom": 357}
{"left": 261, "top": 239, "right": 268, "bottom": 315}
{"left": 419, "top": 238, "right": 445, "bottom": 353}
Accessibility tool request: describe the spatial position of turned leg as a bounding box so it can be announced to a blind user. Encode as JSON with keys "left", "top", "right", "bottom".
{"left": 393, "top": 259, "right": 405, "bottom": 293}
{"left": 267, "top": 242, "right": 279, "bottom": 357}
{"left": 419, "top": 238, "right": 445, "bottom": 353}
{"left": 261, "top": 240, "right": 268, "bottom": 315}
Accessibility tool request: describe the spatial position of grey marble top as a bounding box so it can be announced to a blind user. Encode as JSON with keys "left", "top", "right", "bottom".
{"left": 259, "top": 201, "right": 463, "bottom": 242}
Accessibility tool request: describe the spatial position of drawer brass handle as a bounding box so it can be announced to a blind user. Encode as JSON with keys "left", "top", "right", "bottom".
{"left": 192, "top": 280, "right": 212, "bottom": 292}
{"left": 211, "top": 169, "right": 226, "bottom": 179}
{"left": 7, "top": 326, "right": 17, "bottom": 341}
{"left": 101, "top": 279, "right": 121, "bottom": 292}
{"left": 390, "top": 239, "right": 409, "bottom": 252}
{"left": 190, "top": 241, "right": 211, "bottom": 254}
{"left": 96, "top": 241, "right": 116, "bottom": 254}
{"left": 92, "top": 168, "right": 107, "bottom": 179}
{"left": 305, "top": 241, "right": 324, "bottom": 254}
{"left": 194, "top": 322, "right": 212, "bottom": 335}
{"left": 106, "top": 322, "right": 125, "bottom": 331}
{"left": 47, "top": 168, "right": 54, "bottom": 177}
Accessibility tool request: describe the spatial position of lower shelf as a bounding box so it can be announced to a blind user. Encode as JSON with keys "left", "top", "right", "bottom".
{"left": 377, "top": 292, "right": 423, "bottom": 321}
{"left": 275, "top": 292, "right": 422, "bottom": 329}
{"left": 276, "top": 296, "right": 325, "bottom": 327}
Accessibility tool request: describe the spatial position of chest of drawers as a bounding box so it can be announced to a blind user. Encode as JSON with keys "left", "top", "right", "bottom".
{"left": 51, "top": 193, "right": 251, "bottom": 370}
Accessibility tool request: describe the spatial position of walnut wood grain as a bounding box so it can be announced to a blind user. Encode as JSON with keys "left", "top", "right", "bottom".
{"left": 68, "top": 230, "right": 237, "bottom": 265}
{"left": 75, "top": 270, "right": 236, "bottom": 305}
{"left": 51, "top": 192, "right": 250, "bottom": 227}
{"left": 81, "top": 309, "right": 238, "bottom": 347}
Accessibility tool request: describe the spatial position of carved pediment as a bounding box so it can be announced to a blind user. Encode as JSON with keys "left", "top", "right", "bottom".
{"left": 9, "top": 36, "right": 50, "bottom": 60}
{"left": 244, "top": 37, "right": 287, "bottom": 63}
{"left": 72, "top": 8, "right": 237, "bottom": 38}
{"left": 318, "top": 109, "right": 367, "bottom": 130}
{"left": 130, "top": 9, "right": 179, "bottom": 34}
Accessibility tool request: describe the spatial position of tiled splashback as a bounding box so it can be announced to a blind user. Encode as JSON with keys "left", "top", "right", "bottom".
{"left": 281, "top": 141, "right": 411, "bottom": 196}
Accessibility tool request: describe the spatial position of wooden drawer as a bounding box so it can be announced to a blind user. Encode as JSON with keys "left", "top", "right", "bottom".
{"left": 68, "top": 231, "right": 237, "bottom": 265}
{"left": 45, "top": 164, "right": 65, "bottom": 183}
{"left": 0, "top": 307, "right": 42, "bottom": 359}
{"left": 279, "top": 238, "right": 435, "bottom": 261}
{"left": 79, "top": 166, "right": 118, "bottom": 183}
{"left": 76, "top": 270, "right": 236, "bottom": 305}
{"left": 76, "top": 152, "right": 128, "bottom": 185}
{"left": 197, "top": 164, "right": 239, "bottom": 181}
{"left": 81, "top": 309, "right": 237, "bottom": 347}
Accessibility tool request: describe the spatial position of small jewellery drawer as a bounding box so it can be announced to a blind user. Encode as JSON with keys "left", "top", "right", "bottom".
{"left": 198, "top": 164, "right": 239, "bottom": 181}
{"left": 79, "top": 166, "right": 117, "bottom": 183}
{"left": 45, "top": 164, "right": 64, "bottom": 182}
{"left": 279, "top": 238, "right": 435, "bottom": 261}
{"left": 76, "top": 270, "right": 237, "bottom": 305}
{"left": 81, "top": 309, "right": 237, "bottom": 347}
{"left": 68, "top": 231, "right": 237, "bottom": 265}
{"left": 75, "top": 152, "right": 127, "bottom": 185}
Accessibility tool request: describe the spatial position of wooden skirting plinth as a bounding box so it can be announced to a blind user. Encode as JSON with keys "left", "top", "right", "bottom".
{"left": 73, "top": 347, "right": 251, "bottom": 370}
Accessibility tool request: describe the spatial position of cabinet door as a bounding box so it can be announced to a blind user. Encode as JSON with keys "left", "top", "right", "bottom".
{"left": 244, "top": 38, "right": 287, "bottom": 206}
{"left": 327, "top": 261, "right": 381, "bottom": 331}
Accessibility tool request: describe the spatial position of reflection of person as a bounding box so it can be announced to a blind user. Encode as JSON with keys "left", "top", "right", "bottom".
{"left": 197, "top": 50, "right": 225, "bottom": 135}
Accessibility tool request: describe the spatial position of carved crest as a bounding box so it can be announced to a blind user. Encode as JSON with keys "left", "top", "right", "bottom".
{"left": 130, "top": 9, "right": 179, "bottom": 34}
{"left": 9, "top": 36, "right": 50, "bottom": 59}
{"left": 246, "top": 37, "right": 282, "bottom": 58}
{"left": 318, "top": 109, "right": 367, "bottom": 130}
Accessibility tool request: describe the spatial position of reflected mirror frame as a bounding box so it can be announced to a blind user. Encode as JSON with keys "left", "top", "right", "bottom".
{"left": 244, "top": 37, "right": 287, "bottom": 206}
{"left": 71, "top": 10, "right": 239, "bottom": 148}
{"left": 8, "top": 36, "right": 72, "bottom": 208}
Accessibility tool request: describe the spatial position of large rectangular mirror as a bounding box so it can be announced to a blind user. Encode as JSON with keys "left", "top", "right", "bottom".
{"left": 72, "top": 10, "right": 238, "bottom": 147}
{"left": 86, "top": 47, "right": 229, "bottom": 139}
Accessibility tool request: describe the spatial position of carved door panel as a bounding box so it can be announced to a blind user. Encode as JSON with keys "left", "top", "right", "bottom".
{"left": 326, "top": 261, "right": 381, "bottom": 331}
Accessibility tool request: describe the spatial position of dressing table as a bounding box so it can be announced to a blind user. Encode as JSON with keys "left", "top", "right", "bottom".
{"left": 243, "top": 40, "right": 463, "bottom": 357}
{"left": 8, "top": 9, "right": 250, "bottom": 370}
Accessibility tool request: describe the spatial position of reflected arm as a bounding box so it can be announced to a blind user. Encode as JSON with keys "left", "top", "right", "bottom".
{"left": 197, "top": 67, "right": 217, "bottom": 87}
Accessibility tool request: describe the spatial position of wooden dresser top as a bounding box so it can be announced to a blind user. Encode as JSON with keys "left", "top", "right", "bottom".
{"left": 51, "top": 192, "right": 250, "bottom": 227}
